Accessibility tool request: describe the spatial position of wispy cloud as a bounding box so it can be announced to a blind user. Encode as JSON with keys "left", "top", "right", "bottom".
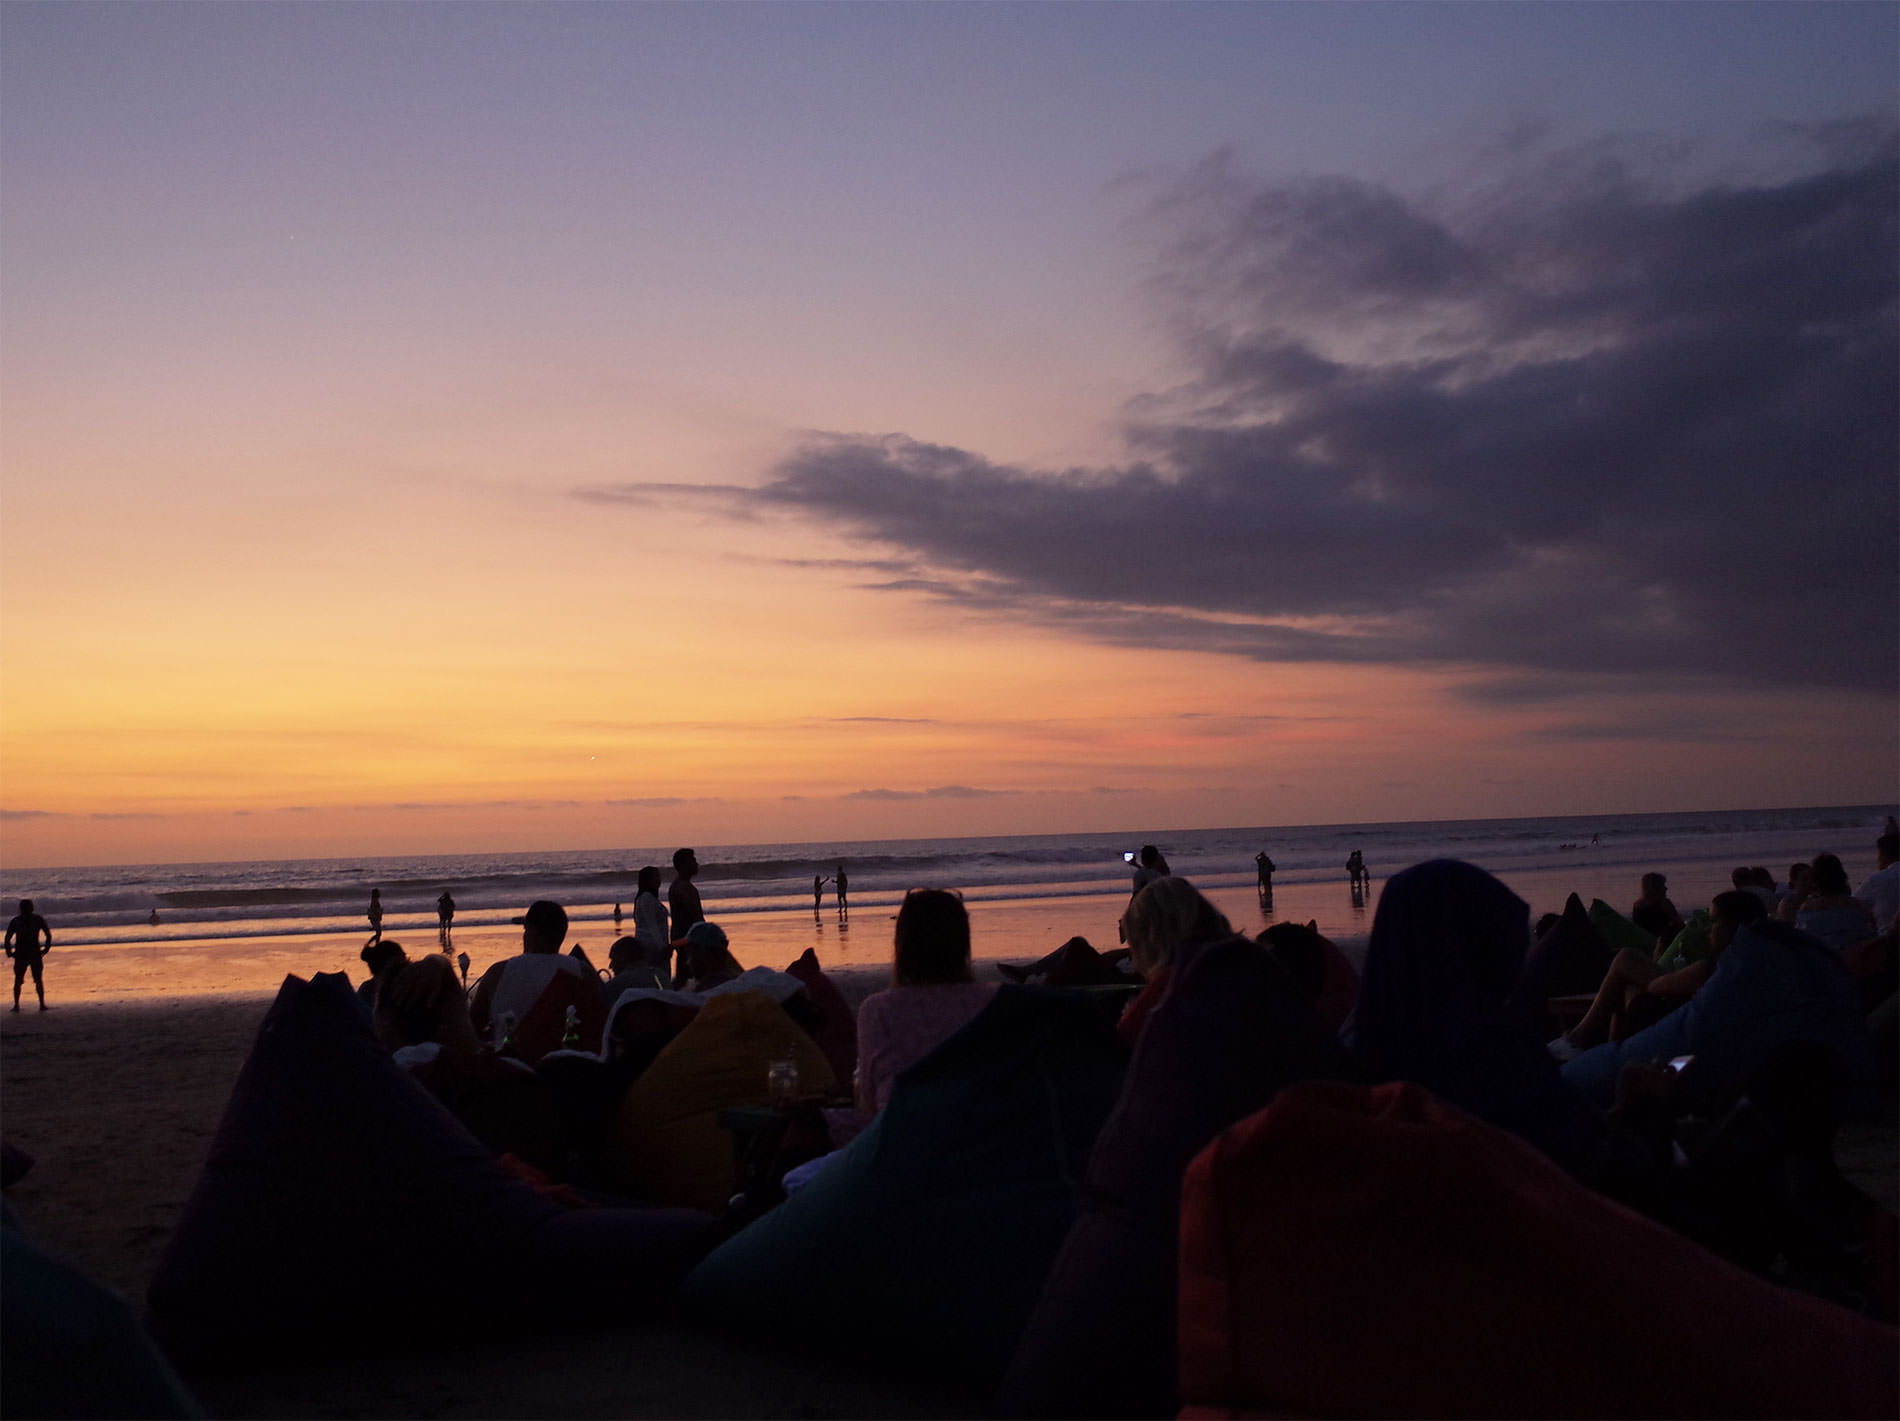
{"left": 842, "top": 785, "right": 1016, "bottom": 801}
{"left": 0, "top": 809, "right": 61, "bottom": 821}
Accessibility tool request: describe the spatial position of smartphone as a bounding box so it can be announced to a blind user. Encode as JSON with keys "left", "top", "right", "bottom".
{"left": 1123, "top": 851, "right": 1137, "bottom": 864}
{"left": 1666, "top": 1055, "right": 1694, "bottom": 1073}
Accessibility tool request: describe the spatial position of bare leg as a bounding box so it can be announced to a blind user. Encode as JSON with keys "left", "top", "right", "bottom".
{"left": 1566, "top": 948, "right": 1664, "bottom": 1049}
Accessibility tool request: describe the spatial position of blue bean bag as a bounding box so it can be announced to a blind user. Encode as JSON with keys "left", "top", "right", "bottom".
{"left": 146, "top": 974, "right": 714, "bottom": 1371}
{"left": 681, "top": 985, "right": 1126, "bottom": 1393}
{"left": 4, "top": 1220, "right": 199, "bottom": 1418}
{"left": 997, "top": 933, "right": 1355, "bottom": 1418}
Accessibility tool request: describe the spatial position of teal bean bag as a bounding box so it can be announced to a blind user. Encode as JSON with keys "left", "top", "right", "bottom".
{"left": 682, "top": 985, "right": 1126, "bottom": 1393}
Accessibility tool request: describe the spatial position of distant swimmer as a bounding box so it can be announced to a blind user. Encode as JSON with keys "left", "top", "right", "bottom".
{"left": 5, "top": 898, "right": 52, "bottom": 1012}
{"left": 367, "top": 888, "right": 384, "bottom": 945}
{"left": 149, "top": 907, "right": 162, "bottom": 926}
{"left": 813, "top": 874, "right": 830, "bottom": 911}
{"left": 835, "top": 864, "right": 849, "bottom": 913}
{"left": 437, "top": 890, "right": 456, "bottom": 950}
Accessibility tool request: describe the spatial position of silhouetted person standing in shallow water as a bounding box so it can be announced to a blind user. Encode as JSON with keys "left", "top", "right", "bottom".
{"left": 813, "top": 874, "right": 829, "bottom": 912}
{"left": 835, "top": 864, "right": 849, "bottom": 914}
{"left": 436, "top": 891, "right": 456, "bottom": 950}
{"left": 367, "top": 888, "right": 384, "bottom": 944}
{"left": 669, "top": 849, "right": 705, "bottom": 978}
{"left": 6, "top": 899, "right": 51, "bottom": 1012}
{"left": 1255, "top": 851, "right": 1276, "bottom": 903}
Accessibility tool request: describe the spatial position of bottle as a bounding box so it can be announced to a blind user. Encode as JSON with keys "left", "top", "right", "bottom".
{"left": 767, "top": 1049, "right": 800, "bottom": 1106}
{"left": 561, "top": 1004, "right": 582, "bottom": 1050}
{"left": 495, "top": 1010, "right": 518, "bottom": 1057}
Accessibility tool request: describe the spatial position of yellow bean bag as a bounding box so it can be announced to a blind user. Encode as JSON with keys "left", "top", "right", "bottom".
{"left": 604, "top": 991, "right": 834, "bottom": 1211}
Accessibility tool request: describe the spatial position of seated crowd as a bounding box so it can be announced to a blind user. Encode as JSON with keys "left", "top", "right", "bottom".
{"left": 333, "top": 833, "right": 1896, "bottom": 1409}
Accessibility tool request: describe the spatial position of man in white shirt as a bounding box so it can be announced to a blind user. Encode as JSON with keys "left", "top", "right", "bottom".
{"left": 1855, "top": 831, "right": 1899, "bottom": 935}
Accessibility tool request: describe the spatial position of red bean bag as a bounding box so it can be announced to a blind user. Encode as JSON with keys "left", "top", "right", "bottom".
{"left": 1177, "top": 1081, "right": 1899, "bottom": 1419}
{"left": 783, "top": 947, "right": 858, "bottom": 1086}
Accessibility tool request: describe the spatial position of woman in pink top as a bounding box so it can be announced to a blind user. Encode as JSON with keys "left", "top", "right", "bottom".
{"left": 853, "top": 889, "right": 996, "bottom": 1113}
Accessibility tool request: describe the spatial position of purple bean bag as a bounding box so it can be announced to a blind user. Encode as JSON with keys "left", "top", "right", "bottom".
{"left": 1509, "top": 892, "right": 1615, "bottom": 1038}
{"left": 146, "top": 973, "right": 714, "bottom": 1372}
{"left": 996, "top": 932, "right": 1355, "bottom": 1418}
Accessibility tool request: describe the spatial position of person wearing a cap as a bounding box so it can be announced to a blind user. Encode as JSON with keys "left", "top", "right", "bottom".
{"left": 680, "top": 921, "right": 743, "bottom": 991}
{"left": 468, "top": 899, "right": 591, "bottom": 1042}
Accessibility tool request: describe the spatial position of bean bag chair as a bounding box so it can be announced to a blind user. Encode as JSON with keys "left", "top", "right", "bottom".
{"left": 1588, "top": 898, "right": 1658, "bottom": 956}
{"left": 783, "top": 948, "right": 858, "bottom": 1086}
{"left": 1562, "top": 921, "right": 1876, "bottom": 1114}
{"left": 404, "top": 1046, "right": 563, "bottom": 1176}
{"left": 1656, "top": 910, "right": 1715, "bottom": 973}
{"left": 1259, "top": 922, "right": 1361, "bottom": 1033}
{"left": 601, "top": 991, "right": 834, "bottom": 1212}
{"left": 1509, "top": 893, "right": 1614, "bottom": 1037}
{"left": 145, "top": 974, "right": 714, "bottom": 1372}
{"left": 998, "top": 933, "right": 1354, "bottom": 1418}
{"left": 682, "top": 986, "right": 1127, "bottom": 1393}
{"left": 4, "top": 1222, "right": 199, "bottom": 1419}
{"left": 476, "top": 954, "right": 607, "bottom": 1064}
{"left": 1177, "top": 1081, "right": 1898, "bottom": 1419}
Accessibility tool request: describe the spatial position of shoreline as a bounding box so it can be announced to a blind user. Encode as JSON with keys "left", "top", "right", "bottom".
{"left": 8, "top": 840, "right": 1839, "bottom": 1009}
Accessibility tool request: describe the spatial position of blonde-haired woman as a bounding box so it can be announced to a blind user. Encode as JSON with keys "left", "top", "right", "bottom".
{"left": 1116, "top": 877, "right": 1233, "bottom": 1043}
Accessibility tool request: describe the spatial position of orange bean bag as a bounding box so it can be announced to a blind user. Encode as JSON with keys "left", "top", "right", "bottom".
{"left": 1177, "top": 1081, "right": 1898, "bottom": 1419}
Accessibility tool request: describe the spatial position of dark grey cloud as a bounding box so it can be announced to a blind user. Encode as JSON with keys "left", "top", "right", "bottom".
{"left": 831, "top": 716, "right": 939, "bottom": 724}
{"left": 603, "top": 796, "right": 721, "bottom": 808}
{"left": 90, "top": 812, "right": 160, "bottom": 821}
{"left": 741, "top": 125, "right": 1897, "bottom": 693}
{"left": 0, "top": 809, "right": 59, "bottom": 820}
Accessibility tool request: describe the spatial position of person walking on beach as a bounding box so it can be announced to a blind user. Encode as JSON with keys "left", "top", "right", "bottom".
{"left": 813, "top": 874, "right": 830, "bottom": 912}
{"left": 835, "top": 864, "right": 849, "bottom": 914}
{"left": 6, "top": 899, "right": 52, "bottom": 1012}
{"left": 367, "top": 889, "right": 384, "bottom": 944}
{"left": 669, "top": 849, "right": 705, "bottom": 969}
{"left": 436, "top": 891, "right": 456, "bottom": 950}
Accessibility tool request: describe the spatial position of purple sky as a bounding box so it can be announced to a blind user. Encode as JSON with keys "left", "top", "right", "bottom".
{"left": 2, "top": 2, "right": 1895, "bottom": 864}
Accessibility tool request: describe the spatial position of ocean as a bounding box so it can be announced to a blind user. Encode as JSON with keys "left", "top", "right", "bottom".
{"left": 5, "top": 805, "right": 1890, "bottom": 992}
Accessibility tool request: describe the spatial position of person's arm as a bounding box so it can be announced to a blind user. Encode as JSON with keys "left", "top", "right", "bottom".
{"left": 1642, "top": 958, "right": 1711, "bottom": 1000}
{"left": 468, "top": 965, "right": 499, "bottom": 1040}
{"left": 38, "top": 920, "right": 50, "bottom": 953}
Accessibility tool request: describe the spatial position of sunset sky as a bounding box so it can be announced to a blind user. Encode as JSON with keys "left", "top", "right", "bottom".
{"left": 3, "top": 3, "right": 1895, "bottom": 868}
